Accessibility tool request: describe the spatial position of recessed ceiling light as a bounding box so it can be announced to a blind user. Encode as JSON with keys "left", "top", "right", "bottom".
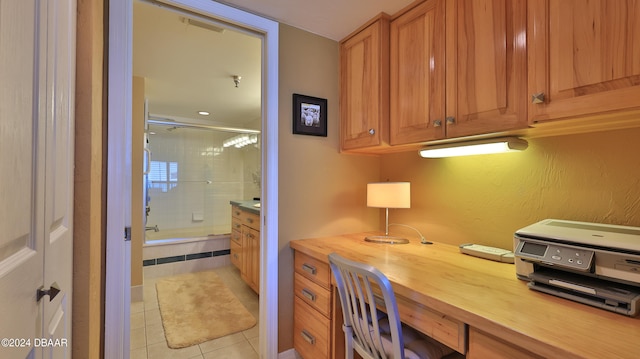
{"left": 198, "top": 111, "right": 210, "bottom": 116}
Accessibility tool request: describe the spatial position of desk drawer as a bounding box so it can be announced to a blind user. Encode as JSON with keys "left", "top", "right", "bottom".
{"left": 294, "top": 296, "right": 330, "bottom": 359}
{"left": 396, "top": 294, "right": 467, "bottom": 354}
{"left": 295, "top": 252, "right": 331, "bottom": 289}
{"left": 295, "top": 272, "right": 331, "bottom": 318}
{"left": 468, "top": 327, "right": 541, "bottom": 359}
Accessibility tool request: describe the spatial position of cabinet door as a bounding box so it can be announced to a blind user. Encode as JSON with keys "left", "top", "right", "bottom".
{"left": 340, "top": 15, "right": 390, "bottom": 151}
{"left": 445, "top": 0, "right": 528, "bottom": 137}
{"left": 390, "top": 0, "right": 445, "bottom": 145}
{"left": 249, "top": 227, "right": 260, "bottom": 293}
{"left": 528, "top": 0, "right": 640, "bottom": 123}
{"left": 241, "top": 226, "right": 259, "bottom": 293}
{"left": 241, "top": 227, "right": 251, "bottom": 284}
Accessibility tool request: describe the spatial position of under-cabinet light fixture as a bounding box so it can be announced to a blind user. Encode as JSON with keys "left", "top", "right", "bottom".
{"left": 418, "top": 137, "right": 528, "bottom": 158}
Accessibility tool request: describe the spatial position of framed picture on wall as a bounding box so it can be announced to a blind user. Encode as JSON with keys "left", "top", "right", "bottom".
{"left": 292, "top": 93, "right": 327, "bottom": 137}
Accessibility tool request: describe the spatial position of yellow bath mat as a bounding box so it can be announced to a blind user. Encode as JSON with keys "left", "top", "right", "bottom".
{"left": 156, "top": 271, "right": 256, "bottom": 348}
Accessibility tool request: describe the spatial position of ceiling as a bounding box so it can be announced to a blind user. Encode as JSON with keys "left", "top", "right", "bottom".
{"left": 133, "top": 0, "right": 413, "bottom": 129}
{"left": 217, "top": 0, "right": 414, "bottom": 41}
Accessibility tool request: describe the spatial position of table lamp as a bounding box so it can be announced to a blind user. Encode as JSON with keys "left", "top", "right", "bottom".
{"left": 365, "top": 182, "right": 411, "bottom": 244}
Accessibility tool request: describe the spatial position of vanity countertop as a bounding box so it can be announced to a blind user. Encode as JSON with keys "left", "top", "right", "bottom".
{"left": 230, "top": 200, "right": 260, "bottom": 215}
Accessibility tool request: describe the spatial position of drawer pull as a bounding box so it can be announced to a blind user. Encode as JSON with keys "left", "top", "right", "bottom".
{"left": 234, "top": 211, "right": 241, "bottom": 216}
{"left": 301, "top": 330, "right": 315, "bottom": 345}
{"left": 301, "top": 288, "right": 316, "bottom": 302}
{"left": 246, "top": 217, "right": 254, "bottom": 224}
{"left": 302, "top": 263, "right": 317, "bottom": 275}
{"left": 234, "top": 224, "right": 241, "bottom": 229}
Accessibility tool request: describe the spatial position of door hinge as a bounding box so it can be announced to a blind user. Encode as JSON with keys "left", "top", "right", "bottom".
{"left": 124, "top": 226, "right": 132, "bottom": 241}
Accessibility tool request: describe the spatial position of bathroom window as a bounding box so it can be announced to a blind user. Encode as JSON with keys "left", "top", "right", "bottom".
{"left": 149, "top": 160, "right": 178, "bottom": 192}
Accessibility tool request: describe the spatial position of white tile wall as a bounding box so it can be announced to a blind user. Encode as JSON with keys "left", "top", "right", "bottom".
{"left": 146, "top": 125, "right": 260, "bottom": 237}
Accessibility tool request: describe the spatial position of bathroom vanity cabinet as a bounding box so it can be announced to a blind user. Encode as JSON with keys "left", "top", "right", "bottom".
{"left": 230, "top": 202, "right": 260, "bottom": 294}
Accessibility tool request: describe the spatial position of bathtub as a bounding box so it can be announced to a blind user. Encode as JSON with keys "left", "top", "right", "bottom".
{"left": 142, "top": 227, "right": 231, "bottom": 280}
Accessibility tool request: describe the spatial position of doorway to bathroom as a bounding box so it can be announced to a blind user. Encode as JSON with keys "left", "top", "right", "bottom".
{"left": 109, "top": 0, "right": 279, "bottom": 357}
{"left": 133, "top": 0, "right": 263, "bottom": 246}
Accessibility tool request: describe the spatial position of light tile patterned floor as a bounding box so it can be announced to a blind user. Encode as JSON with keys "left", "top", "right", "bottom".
{"left": 130, "top": 265, "right": 259, "bottom": 359}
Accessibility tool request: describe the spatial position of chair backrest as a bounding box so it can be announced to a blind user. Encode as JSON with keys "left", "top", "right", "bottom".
{"left": 329, "top": 253, "right": 404, "bottom": 359}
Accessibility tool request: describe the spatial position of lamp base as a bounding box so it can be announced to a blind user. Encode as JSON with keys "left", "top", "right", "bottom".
{"left": 364, "top": 235, "right": 409, "bottom": 244}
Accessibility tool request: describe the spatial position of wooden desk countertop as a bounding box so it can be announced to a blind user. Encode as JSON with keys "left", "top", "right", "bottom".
{"left": 290, "top": 232, "right": 640, "bottom": 359}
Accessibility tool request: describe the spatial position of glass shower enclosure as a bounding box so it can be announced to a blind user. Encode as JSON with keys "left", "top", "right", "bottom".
{"left": 144, "top": 119, "right": 260, "bottom": 243}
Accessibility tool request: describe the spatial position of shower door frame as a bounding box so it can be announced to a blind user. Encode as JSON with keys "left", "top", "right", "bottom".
{"left": 105, "top": 0, "right": 279, "bottom": 357}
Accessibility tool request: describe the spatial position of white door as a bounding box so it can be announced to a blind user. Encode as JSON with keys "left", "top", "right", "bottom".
{"left": 0, "top": 0, "right": 76, "bottom": 358}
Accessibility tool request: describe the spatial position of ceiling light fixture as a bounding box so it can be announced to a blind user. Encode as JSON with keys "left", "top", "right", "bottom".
{"left": 233, "top": 75, "right": 241, "bottom": 88}
{"left": 198, "top": 111, "right": 210, "bottom": 116}
{"left": 419, "top": 137, "right": 528, "bottom": 158}
{"left": 223, "top": 134, "right": 258, "bottom": 148}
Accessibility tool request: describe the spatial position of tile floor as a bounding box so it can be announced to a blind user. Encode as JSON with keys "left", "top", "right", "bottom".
{"left": 130, "top": 265, "right": 260, "bottom": 359}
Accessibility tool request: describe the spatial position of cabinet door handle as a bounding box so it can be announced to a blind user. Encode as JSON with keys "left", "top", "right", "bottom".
{"left": 301, "top": 288, "right": 316, "bottom": 302}
{"left": 301, "top": 330, "right": 316, "bottom": 345}
{"left": 445, "top": 116, "right": 455, "bottom": 125}
{"left": 302, "top": 263, "right": 317, "bottom": 275}
{"left": 368, "top": 128, "right": 375, "bottom": 135}
{"left": 433, "top": 119, "right": 442, "bottom": 127}
{"left": 531, "top": 92, "right": 545, "bottom": 104}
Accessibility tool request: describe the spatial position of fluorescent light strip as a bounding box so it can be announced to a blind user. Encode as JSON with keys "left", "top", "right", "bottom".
{"left": 419, "top": 137, "right": 528, "bottom": 158}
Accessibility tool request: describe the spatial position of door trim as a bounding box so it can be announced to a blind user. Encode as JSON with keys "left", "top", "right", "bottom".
{"left": 105, "top": 0, "right": 279, "bottom": 357}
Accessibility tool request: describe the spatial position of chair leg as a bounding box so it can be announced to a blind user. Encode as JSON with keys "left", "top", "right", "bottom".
{"left": 343, "top": 325, "right": 354, "bottom": 359}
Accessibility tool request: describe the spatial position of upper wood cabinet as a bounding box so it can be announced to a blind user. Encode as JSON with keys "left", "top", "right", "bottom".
{"left": 390, "top": 0, "right": 528, "bottom": 145}
{"left": 528, "top": 0, "right": 640, "bottom": 124}
{"left": 340, "top": 14, "right": 390, "bottom": 151}
{"left": 390, "top": 0, "right": 446, "bottom": 145}
{"left": 445, "top": 0, "right": 528, "bottom": 138}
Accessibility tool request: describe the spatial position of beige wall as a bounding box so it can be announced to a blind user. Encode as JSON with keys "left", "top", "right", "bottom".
{"left": 380, "top": 127, "right": 640, "bottom": 249}
{"left": 277, "top": 24, "right": 381, "bottom": 351}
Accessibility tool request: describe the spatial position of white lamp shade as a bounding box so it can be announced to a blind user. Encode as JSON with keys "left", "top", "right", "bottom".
{"left": 367, "top": 182, "right": 410, "bottom": 208}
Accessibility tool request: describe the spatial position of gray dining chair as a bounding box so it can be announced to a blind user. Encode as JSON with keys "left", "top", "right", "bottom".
{"left": 328, "top": 253, "right": 455, "bottom": 359}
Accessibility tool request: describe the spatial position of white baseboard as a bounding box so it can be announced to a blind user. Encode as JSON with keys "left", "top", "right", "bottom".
{"left": 278, "top": 348, "right": 301, "bottom": 359}
{"left": 131, "top": 285, "right": 143, "bottom": 302}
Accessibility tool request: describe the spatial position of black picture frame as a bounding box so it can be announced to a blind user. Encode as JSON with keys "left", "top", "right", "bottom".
{"left": 292, "top": 93, "right": 327, "bottom": 137}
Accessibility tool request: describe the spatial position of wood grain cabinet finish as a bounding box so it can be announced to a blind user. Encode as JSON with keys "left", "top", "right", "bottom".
{"left": 445, "top": 0, "right": 528, "bottom": 138}
{"left": 390, "top": 0, "right": 528, "bottom": 145}
{"left": 242, "top": 226, "right": 260, "bottom": 293}
{"left": 293, "top": 251, "right": 334, "bottom": 359}
{"left": 230, "top": 206, "right": 242, "bottom": 270}
{"left": 390, "top": 0, "right": 446, "bottom": 144}
{"left": 340, "top": 14, "right": 390, "bottom": 151}
{"left": 230, "top": 205, "right": 260, "bottom": 294}
{"left": 528, "top": 0, "right": 640, "bottom": 124}
{"left": 467, "top": 327, "right": 543, "bottom": 359}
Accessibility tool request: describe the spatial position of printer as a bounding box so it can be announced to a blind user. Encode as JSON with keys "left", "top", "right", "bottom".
{"left": 514, "top": 219, "right": 640, "bottom": 316}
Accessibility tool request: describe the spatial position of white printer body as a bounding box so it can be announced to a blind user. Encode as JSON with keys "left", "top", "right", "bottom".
{"left": 514, "top": 219, "right": 640, "bottom": 316}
